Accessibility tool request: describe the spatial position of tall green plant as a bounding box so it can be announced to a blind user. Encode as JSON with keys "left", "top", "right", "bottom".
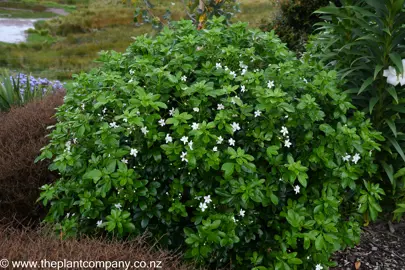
{"left": 0, "top": 70, "right": 49, "bottom": 112}
{"left": 313, "top": 0, "right": 405, "bottom": 221}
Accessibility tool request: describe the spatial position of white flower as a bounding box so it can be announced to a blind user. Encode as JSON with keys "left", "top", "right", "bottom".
{"left": 204, "top": 195, "right": 212, "bottom": 204}
{"left": 231, "top": 96, "right": 240, "bottom": 105}
{"left": 231, "top": 122, "right": 241, "bottom": 132}
{"left": 129, "top": 78, "right": 133, "bottom": 83}
{"left": 110, "top": 122, "right": 119, "bottom": 128}
{"left": 294, "top": 185, "right": 300, "bottom": 194}
{"left": 217, "top": 104, "right": 225, "bottom": 110}
{"left": 102, "top": 107, "right": 107, "bottom": 114}
{"left": 267, "top": 80, "right": 275, "bottom": 89}
{"left": 284, "top": 139, "right": 292, "bottom": 148}
{"left": 241, "top": 85, "right": 246, "bottom": 93}
{"left": 217, "top": 136, "right": 224, "bottom": 144}
{"left": 352, "top": 153, "right": 361, "bottom": 164}
{"left": 180, "top": 136, "right": 189, "bottom": 144}
{"left": 241, "top": 69, "right": 247, "bottom": 76}
{"left": 342, "top": 153, "right": 351, "bottom": 162}
{"left": 97, "top": 220, "right": 103, "bottom": 227}
{"left": 165, "top": 134, "right": 173, "bottom": 144}
{"left": 130, "top": 148, "right": 138, "bottom": 157}
{"left": 216, "top": 63, "right": 222, "bottom": 69}
{"left": 169, "top": 107, "right": 175, "bottom": 116}
{"left": 193, "top": 107, "right": 199, "bottom": 112}
{"left": 229, "top": 138, "right": 235, "bottom": 146}
{"left": 141, "top": 126, "right": 149, "bottom": 135}
{"left": 383, "top": 64, "right": 405, "bottom": 86}
{"left": 130, "top": 69, "right": 134, "bottom": 75}
{"left": 230, "top": 71, "right": 237, "bottom": 78}
{"left": 303, "top": 78, "right": 308, "bottom": 83}
{"left": 158, "top": 119, "right": 166, "bottom": 127}
{"left": 254, "top": 110, "right": 261, "bottom": 118}
{"left": 81, "top": 103, "right": 85, "bottom": 110}
{"left": 239, "top": 209, "right": 245, "bottom": 217}
{"left": 188, "top": 140, "right": 193, "bottom": 150}
{"left": 199, "top": 202, "right": 208, "bottom": 212}
{"left": 181, "top": 151, "right": 188, "bottom": 163}
{"left": 171, "top": 2, "right": 175, "bottom": 5}
{"left": 121, "top": 158, "right": 128, "bottom": 164}
{"left": 224, "top": 66, "right": 229, "bottom": 71}
{"left": 213, "top": 146, "right": 218, "bottom": 152}
{"left": 315, "top": 264, "right": 323, "bottom": 270}
{"left": 115, "top": 203, "right": 122, "bottom": 210}
{"left": 280, "top": 126, "right": 289, "bottom": 136}
{"left": 73, "top": 138, "right": 77, "bottom": 144}
{"left": 191, "top": 122, "right": 199, "bottom": 130}
{"left": 181, "top": 75, "right": 187, "bottom": 82}
{"left": 231, "top": 216, "right": 236, "bottom": 222}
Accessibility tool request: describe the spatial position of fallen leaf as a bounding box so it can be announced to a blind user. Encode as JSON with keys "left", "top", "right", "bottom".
{"left": 355, "top": 261, "right": 361, "bottom": 269}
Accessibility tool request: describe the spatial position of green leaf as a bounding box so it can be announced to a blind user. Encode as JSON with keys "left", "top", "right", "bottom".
{"left": 266, "top": 146, "right": 279, "bottom": 158}
{"left": 315, "top": 234, "right": 325, "bottom": 251}
{"left": 369, "top": 97, "right": 379, "bottom": 114}
{"left": 388, "top": 137, "right": 405, "bottom": 162}
{"left": 358, "top": 77, "right": 374, "bottom": 94}
{"left": 387, "top": 88, "right": 398, "bottom": 103}
{"left": 389, "top": 53, "right": 403, "bottom": 74}
{"left": 394, "top": 167, "right": 405, "bottom": 179}
{"left": 221, "top": 162, "right": 235, "bottom": 177}
{"left": 386, "top": 120, "right": 397, "bottom": 137}
{"left": 374, "top": 65, "right": 383, "bottom": 79}
{"left": 84, "top": 169, "right": 102, "bottom": 182}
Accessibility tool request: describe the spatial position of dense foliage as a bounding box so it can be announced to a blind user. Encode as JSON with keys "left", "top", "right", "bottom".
{"left": 263, "top": 0, "right": 341, "bottom": 52}
{"left": 38, "top": 18, "right": 384, "bottom": 269}
{"left": 313, "top": 0, "right": 405, "bottom": 220}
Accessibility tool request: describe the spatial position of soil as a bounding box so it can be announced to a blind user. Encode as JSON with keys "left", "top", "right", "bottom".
{"left": 331, "top": 221, "right": 405, "bottom": 270}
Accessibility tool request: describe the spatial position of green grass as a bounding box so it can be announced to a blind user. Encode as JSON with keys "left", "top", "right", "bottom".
{"left": 0, "top": 7, "right": 58, "bottom": 18}
{"left": 0, "top": 0, "right": 280, "bottom": 80}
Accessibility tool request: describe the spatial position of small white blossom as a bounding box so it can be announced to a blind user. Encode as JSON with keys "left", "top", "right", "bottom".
{"left": 81, "top": 103, "right": 85, "bottom": 110}
{"left": 181, "top": 151, "right": 188, "bottom": 163}
{"left": 315, "top": 264, "right": 323, "bottom": 270}
{"left": 121, "top": 158, "right": 128, "bottom": 164}
{"left": 181, "top": 75, "right": 187, "bottom": 82}
{"left": 73, "top": 138, "right": 77, "bottom": 144}
{"left": 229, "top": 138, "right": 235, "bottom": 146}
{"left": 217, "top": 136, "right": 224, "bottom": 144}
{"left": 281, "top": 126, "right": 289, "bottom": 136}
{"left": 180, "top": 136, "right": 189, "bottom": 144}
{"left": 352, "top": 153, "right": 361, "bottom": 164}
{"left": 216, "top": 63, "right": 222, "bottom": 69}
{"left": 169, "top": 107, "right": 175, "bottom": 116}
{"left": 188, "top": 140, "right": 193, "bottom": 150}
{"left": 141, "top": 127, "right": 149, "bottom": 135}
{"left": 239, "top": 209, "right": 245, "bottom": 217}
{"left": 199, "top": 202, "right": 208, "bottom": 212}
{"left": 241, "top": 85, "right": 246, "bottom": 93}
{"left": 193, "top": 107, "right": 199, "bottom": 112}
{"left": 159, "top": 119, "right": 166, "bottom": 127}
{"left": 342, "top": 154, "right": 351, "bottom": 162}
{"left": 294, "top": 185, "right": 300, "bottom": 194}
{"left": 171, "top": 2, "right": 175, "bottom": 5}
{"left": 224, "top": 66, "right": 229, "bottom": 71}
{"left": 195, "top": 196, "right": 202, "bottom": 200}
{"left": 231, "top": 122, "right": 241, "bottom": 132}
{"left": 231, "top": 216, "right": 236, "bottom": 222}
{"left": 254, "top": 110, "right": 261, "bottom": 118}
{"left": 267, "top": 80, "right": 275, "bottom": 89}
{"left": 229, "top": 71, "right": 237, "bottom": 78}
{"left": 110, "top": 122, "right": 119, "bottom": 128}
{"left": 114, "top": 203, "right": 122, "bottom": 210}
{"left": 241, "top": 69, "right": 247, "bottom": 76}
{"left": 130, "top": 148, "right": 138, "bottom": 157}
{"left": 303, "top": 78, "right": 308, "bottom": 83}
{"left": 217, "top": 104, "right": 225, "bottom": 110}
{"left": 213, "top": 146, "right": 218, "bottom": 152}
{"left": 102, "top": 107, "right": 107, "bottom": 114}
{"left": 165, "top": 134, "right": 173, "bottom": 143}
{"left": 204, "top": 195, "right": 212, "bottom": 204}
{"left": 97, "top": 220, "right": 103, "bottom": 227}
{"left": 284, "top": 139, "right": 292, "bottom": 148}
{"left": 191, "top": 122, "right": 199, "bottom": 130}
{"left": 130, "top": 69, "right": 134, "bottom": 75}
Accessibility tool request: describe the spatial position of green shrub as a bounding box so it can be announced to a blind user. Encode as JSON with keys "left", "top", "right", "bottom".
{"left": 312, "top": 0, "right": 405, "bottom": 221}
{"left": 37, "top": 17, "right": 384, "bottom": 269}
{"left": 263, "top": 0, "right": 341, "bottom": 53}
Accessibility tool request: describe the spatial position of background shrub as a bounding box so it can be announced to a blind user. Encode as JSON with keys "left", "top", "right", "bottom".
{"left": 263, "top": 0, "right": 341, "bottom": 53}
{"left": 0, "top": 224, "right": 195, "bottom": 270}
{"left": 312, "top": 0, "right": 405, "bottom": 221}
{"left": 38, "top": 18, "right": 384, "bottom": 269}
{"left": 0, "top": 92, "right": 64, "bottom": 225}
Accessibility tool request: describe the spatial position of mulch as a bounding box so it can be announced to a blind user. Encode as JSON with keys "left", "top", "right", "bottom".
{"left": 331, "top": 221, "right": 405, "bottom": 270}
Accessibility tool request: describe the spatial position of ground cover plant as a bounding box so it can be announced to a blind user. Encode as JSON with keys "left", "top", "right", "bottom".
{"left": 312, "top": 0, "right": 405, "bottom": 221}
{"left": 37, "top": 17, "right": 385, "bottom": 269}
